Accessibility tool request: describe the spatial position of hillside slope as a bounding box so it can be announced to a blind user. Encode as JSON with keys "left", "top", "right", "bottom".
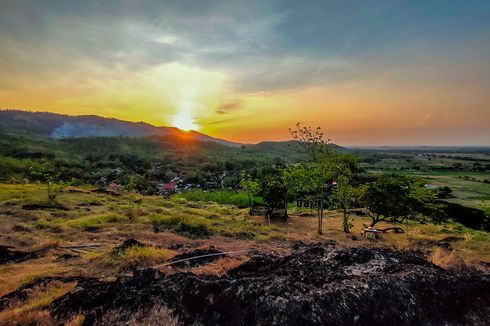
{"left": 0, "top": 110, "right": 240, "bottom": 147}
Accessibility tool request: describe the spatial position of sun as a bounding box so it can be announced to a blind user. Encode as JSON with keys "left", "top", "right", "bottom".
{"left": 171, "top": 112, "right": 199, "bottom": 131}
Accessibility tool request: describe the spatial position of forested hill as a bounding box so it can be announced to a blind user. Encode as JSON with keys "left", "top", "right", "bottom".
{"left": 0, "top": 109, "right": 240, "bottom": 147}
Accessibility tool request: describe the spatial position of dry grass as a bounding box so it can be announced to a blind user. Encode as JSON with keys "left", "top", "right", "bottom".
{"left": 0, "top": 259, "right": 72, "bottom": 297}
{"left": 0, "top": 183, "right": 488, "bottom": 324}
{"left": 0, "top": 281, "right": 75, "bottom": 325}
{"left": 429, "top": 247, "right": 466, "bottom": 271}
{"left": 0, "top": 310, "right": 55, "bottom": 326}
{"left": 98, "top": 304, "right": 180, "bottom": 326}
{"left": 100, "top": 246, "right": 176, "bottom": 271}
{"left": 191, "top": 257, "right": 249, "bottom": 276}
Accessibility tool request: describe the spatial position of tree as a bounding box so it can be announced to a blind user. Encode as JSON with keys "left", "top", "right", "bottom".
{"left": 288, "top": 123, "right": 358, "bottom": 234}
{"left": 288, "top": 123, "right": 335, "bottom": 234}
{"left": 240, "top": 172, "right": 261, "bottom": 214}
{"left": 29, "top": 161, "right": 62, "bottom": 202}
{"left": 360, "top": 175, "right": 442, "bottom": 228}
{"left": 124, "top": 176, "right": 142, "bottom": 220}
{"left": 260, "top": 169, "right": 289, "bottom": 224}
{"left": 333, "top": 175, "right": 354, "bottom": 232}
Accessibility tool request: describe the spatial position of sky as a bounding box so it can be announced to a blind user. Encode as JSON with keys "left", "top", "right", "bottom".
{"left": 0, "top": 0, "right": 489, "bottom": 145}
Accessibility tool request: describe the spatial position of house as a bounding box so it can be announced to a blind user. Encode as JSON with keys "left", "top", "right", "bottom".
{"left": 107, "top": 181, "right": 120, "bottom": 190}
{"left": 162, "top": 181, "right": 177, "bottom": 192}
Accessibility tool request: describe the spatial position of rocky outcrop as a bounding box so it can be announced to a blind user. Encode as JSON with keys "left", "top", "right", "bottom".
{"left": 51, "top": 245, "right": 490, "bottom": 325}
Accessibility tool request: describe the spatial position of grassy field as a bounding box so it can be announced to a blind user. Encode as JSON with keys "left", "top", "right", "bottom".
{"left": 361, "top": 149, "right": 490, "bottom": 209}
{"left": 0, "top": 183, "right": 489, "bottom": 323}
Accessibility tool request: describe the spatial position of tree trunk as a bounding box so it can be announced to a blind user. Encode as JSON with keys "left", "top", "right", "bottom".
{"left": 248, "top": 194, "right": 252, "bottom": 215}
{"left": 369, "top": 216, "right": 378, "bottom": 228}
{"left": 343, "top": 207, "right": 349, "bottom": 233}
{"left": 317, "top": 199, "right": 322, "bottom": 235}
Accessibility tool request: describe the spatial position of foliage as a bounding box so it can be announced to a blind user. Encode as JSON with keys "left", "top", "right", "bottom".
{"left": 240, "top": 172, "right": 261, "bottom": 214}
{"left": 151, "top": 214, "right": 213, "bottom": 238}
{"left": 333, "top": 175, "right": 354, "bottom": 232}
{"left": 176, "top": 190, "right": 256, "bottom": 208}
{"left": 360, "top": 174, "right": 444, "bottom": 227}
{"left": 288, "top": 123, "right": 359, "bottom": 234}
{"left": 124, "top": 176, "right": 142, "bottom": 220}
{"left": 259, "top": 168, "right": 290, "bottom": 222}
{"left": 29, "top": 161, "right": 63, "bottom": 202}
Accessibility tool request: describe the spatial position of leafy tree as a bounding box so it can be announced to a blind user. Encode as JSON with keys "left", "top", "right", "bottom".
{"left": 360, "top": 175, "right": 442, "bottom": 227}
{"left": 333, "top": 175, "right": 354, "bottom": 232}
{"left": 260, "top": 169, "right": 289, "bottom": 224}
{"left": 288, "top": 123, "right": 335, "bottom": 234}
{"left": 288, "top": 123, "right": 358, "bottom": 234}
{"left": 240, "top": 172, "right": 261, "bottom": 214}
{"left": 29, "top": 161, "right": 62, "bottom": 202}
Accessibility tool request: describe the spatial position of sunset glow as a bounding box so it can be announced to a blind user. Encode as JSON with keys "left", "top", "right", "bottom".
{"left": 0, "top": 1, "right": 488, "bottom": 145}
{"left": 172, "top": 111, "right": 199, "bottom": 131}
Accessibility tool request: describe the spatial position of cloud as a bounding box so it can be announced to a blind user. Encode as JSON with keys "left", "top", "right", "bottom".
{"left": 216, "top": 100, "right": 242, "bottom": 114}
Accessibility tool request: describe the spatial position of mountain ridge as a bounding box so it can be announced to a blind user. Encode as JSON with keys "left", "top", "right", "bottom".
{"left": 0, "top": 109, "right": 241, "bottom": 147}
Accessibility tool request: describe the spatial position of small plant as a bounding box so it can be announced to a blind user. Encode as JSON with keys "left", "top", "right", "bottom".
{"left": 29, "top": 161, "right": 63, "bottom": 202}
{"left": 124, "top": 177, "right": 142, "bottom": 220}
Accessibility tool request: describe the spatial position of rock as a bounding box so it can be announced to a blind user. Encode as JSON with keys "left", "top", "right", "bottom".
{"left": 111, "top": 239, "right": 148, "bottom": 255}
{"left": 50, "top": 245, "right": 490, "bottom": 325}
{"left": 0, "top": 245, "right": 37, "bottom": 264}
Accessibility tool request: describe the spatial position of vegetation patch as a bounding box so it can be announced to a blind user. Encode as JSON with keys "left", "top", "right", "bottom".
{"left": 151, "top": 215, "right": 213, "bottom": 239}
{"left": 102, "top": 244, "right": 175, "bottom": 271}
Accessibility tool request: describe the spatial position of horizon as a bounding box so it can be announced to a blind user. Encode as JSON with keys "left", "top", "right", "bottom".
{"left": 3, "top": 108, "right": 490, "bottom": 148}
{"left": 1, "top": 1, "right": 489, "bottom": 146}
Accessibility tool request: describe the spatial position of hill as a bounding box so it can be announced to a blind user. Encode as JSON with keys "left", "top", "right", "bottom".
{"left": 0, "top": 110, "right": 240, "bottom": 147}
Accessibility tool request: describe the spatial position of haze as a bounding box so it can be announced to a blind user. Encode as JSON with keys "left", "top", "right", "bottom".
{"left": 0, "top": 0, "right": 489, "bottom": 145}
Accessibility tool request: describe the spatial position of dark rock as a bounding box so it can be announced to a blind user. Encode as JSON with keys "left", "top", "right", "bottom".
{"left": 0, "top": 245, "right": 37, "bottom": 265}
{"left": 167, "top": 243, "right": 184, "bottom": 250}
{"left": 56, "top": 253, "right": 80, "bottom": 262}
{"left": 439, "top": 236, "right": 465, "bottom": 243}
{"left": 111, "top": 239, "right": 147, "bottom": 255}
{"left": 22, "top": 203, "right": 69, "bottom": 211}
{"left": 50, "top": 246, "right": 490, "bottom": 325}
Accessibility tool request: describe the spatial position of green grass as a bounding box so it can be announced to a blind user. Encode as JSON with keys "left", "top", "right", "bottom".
{"left": 101, "top": 245, "right": 176, "bottom": 271}
{"left": 66, "top": 213, "right": 128, "bottom": 230}
{"left": 175, "top": 190, "right": 261, "bottom": 208}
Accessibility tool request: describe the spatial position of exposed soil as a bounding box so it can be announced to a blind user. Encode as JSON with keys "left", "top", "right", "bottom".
{"left": 50, "top": 244, "right": 490, "bottom": 325}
